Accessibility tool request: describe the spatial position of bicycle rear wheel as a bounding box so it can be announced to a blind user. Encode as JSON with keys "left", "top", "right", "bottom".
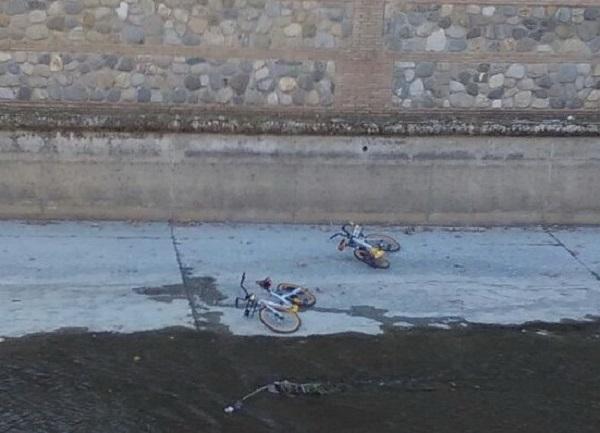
{"left": 276, "top": 283, "right": 317, "bottom": 309}
{"left": 353, "top": 248, "right": 390, "bottom": 269}
{"left": 365, "top": 234, "right": 401, "bottom": 252}
{"left": 259, "top": 307, "right": 301, "bottom": 334}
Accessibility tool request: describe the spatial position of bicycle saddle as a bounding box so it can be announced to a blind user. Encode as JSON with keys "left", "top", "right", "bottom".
{"left": 256, "top": 277, "right": 272, "bottom": 290}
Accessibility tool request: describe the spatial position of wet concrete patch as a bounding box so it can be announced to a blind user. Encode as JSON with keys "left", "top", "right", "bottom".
{"left": 133, "top": 283, "right": 188, "bottom": 303}
{"left": 348, "top": 305, "right": 393, "bottom": 326}
{"left": 313, "top": 305, "right": 466, "bottom": 330}
{"left": 197, "top": 311, "right": 229, "bottom": 333}
{"left": 133, "top": 276, "right": 226, "bottom": 306}
{"left": 133, "top": 276, "right": 229, "bottom": 331}
{"left": 186, "top": 275, "right": 227, "bottom": 306}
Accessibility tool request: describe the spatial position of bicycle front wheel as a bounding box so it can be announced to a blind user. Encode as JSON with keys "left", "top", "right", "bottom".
{"left": 259, "top": 307, "right": 301, "bottom": 334}
{"left": 365, "top": 234, "right": 401, "bottom": 252}
{"left": 276, "top": 283, "right": 317, "bottom": 309}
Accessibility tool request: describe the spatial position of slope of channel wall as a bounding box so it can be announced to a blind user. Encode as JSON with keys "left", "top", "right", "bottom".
{"left": 1, "top": 0, "right": 600, "bottom": 224}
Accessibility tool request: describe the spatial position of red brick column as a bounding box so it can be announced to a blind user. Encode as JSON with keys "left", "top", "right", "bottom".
{"left": 335, "top": 0, "right": 393, "bottom": 112}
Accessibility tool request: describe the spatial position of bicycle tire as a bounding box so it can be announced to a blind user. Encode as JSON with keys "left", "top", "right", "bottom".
{"left": 276, "top": 283, "right": 317, "bottom": 309}
{"left": 259, "top": 307, "right": 301, "bottom": 334}
{"left": 365, "top": 234, "right": 401, "bottom": 252}
{"left": 353, "top": 248, "right": 390, "bottom": 269}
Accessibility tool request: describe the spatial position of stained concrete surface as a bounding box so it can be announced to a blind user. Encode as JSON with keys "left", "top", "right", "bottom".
{"left": 1, "top": 221, "right": 600, "bottom": 338}
{"left": 0, "top": 221, "right": 191, "bottom": 337}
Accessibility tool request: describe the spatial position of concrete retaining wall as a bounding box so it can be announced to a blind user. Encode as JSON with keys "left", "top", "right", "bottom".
{"left": 1, "top": 1, "right": 600, "bottom": 225}
{"left": 2, "top": 130, "right": 600, "bottom": 225}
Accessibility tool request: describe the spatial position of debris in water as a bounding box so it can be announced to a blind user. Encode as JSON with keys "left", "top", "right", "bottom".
{"left": 224, "top": 380, "right": 342, "bottom": 413}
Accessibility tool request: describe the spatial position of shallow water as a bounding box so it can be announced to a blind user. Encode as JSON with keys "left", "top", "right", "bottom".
{"left": 1, "top": 323, "right": 600, "bottom": 433}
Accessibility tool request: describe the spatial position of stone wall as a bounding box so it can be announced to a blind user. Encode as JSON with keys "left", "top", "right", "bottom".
{"left": 0, "top": 0, "right": 353, "bottom": 49}
{"left": 393, "top": 61, "right": 600, "bottom": 109}
{"left": 0, "top": 51, "right": 334, "bottom": 106}
{"left": 384, "top": 3, "right": 600, "bottom": 54}
{"left": 0, "top": 0, "right": 599, "bottom": 120}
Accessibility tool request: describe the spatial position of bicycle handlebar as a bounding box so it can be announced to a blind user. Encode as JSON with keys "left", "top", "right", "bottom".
{"left": 342, "top": 223, "right": 354, "bottom": 236}
{"left": 329, "top": 232, "right": 346, "bottom": 240}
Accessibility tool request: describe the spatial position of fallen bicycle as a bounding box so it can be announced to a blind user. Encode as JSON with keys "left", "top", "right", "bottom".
{"left": 330, "top": 222, "right": 401, "bottom": 269}
{"left": 234, "top": 273, "right": 316, "bottom": 334}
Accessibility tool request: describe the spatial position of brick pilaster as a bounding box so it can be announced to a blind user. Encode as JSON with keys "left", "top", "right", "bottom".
{"left": 335, "top": 0, "right": 393, "bottom": 112}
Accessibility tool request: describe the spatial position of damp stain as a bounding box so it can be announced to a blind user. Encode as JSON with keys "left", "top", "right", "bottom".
{"left": 133, "top": 276, "right": 226, "bottom": 306}
{"left": 133, "top": 283, "right": 188, "bottom": 303}
{"left": 186, "top": 275, "right": 227, "bottom": 306}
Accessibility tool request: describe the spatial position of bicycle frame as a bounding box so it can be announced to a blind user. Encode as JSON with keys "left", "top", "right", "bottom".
{"left": 261, "top": 298, "right": 298, "bottom": 317}
{"left": 268, "top": 290, "right": 296, "bottom": 306}
{"left": 245, "top": 274, "right": 306, "bottom": 305}
{"left": 330, "top": 223, "right": 394, "bottom": 269}
{"left": 330, "top": 224, "right": 382, "bottom": 253}
{"left": 236, "top": 273, "right": 297, "bottom": 318}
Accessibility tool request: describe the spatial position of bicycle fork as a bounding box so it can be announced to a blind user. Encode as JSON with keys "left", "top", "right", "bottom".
{"left": 241, "top": 297, "right": 259, "bottom": 317}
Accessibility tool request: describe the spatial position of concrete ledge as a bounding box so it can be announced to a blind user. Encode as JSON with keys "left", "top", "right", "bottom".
{"left": 1, "top": 130, "right": 600, "bottom": 225}
{"left": 1, "top": 102, "right": 600, "bottom": 137}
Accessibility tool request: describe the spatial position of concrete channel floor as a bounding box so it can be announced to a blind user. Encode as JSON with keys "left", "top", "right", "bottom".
{"left": 1, "top": 221, "right": 600, "bottom": 338}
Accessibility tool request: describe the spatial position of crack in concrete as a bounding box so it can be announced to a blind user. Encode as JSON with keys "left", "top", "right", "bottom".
{"left": 168, "top": 224, "right": 228, "bottom": 332}
{"left": 545, "top": 228, "right": 600, "bottom": 283}
{"left": 169, "top": 223, "right": 203, "bottom": 331}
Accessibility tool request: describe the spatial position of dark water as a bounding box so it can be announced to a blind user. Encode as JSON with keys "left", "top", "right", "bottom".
{"left": 1, "top": 323, "right": 600, "bottom": 433}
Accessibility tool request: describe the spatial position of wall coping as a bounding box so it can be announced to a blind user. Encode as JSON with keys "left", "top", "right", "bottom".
{"left": 1, "top": 102, "right": 600, "bottom": 137}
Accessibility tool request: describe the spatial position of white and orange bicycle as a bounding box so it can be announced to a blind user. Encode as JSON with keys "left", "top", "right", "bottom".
{"left": 330, "top": 222, "right": 400, "bottom": 269}
{"left": 235, "top": 273, "right": 316, "bottom": 334}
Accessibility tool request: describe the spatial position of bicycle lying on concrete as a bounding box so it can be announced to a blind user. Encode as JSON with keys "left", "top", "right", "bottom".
{"left": 255, "top": 276, "right": 317, "bottom": 309}
{"left": 235, "top": 273, "right": 316, "bottom": 333}
{"left": 330, "top": 222, "right": 400, "bottom": 269}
